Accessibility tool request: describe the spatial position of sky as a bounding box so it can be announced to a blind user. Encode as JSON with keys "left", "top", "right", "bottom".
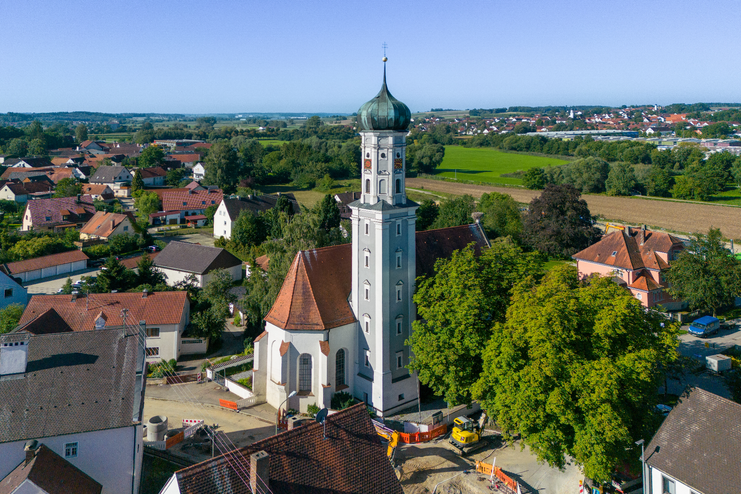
{"left": 2, "top": 0, "right": 740, "bottom": 114}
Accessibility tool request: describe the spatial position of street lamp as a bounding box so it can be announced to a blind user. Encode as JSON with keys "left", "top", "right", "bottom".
{"left": 275, "top": 391, "right": 297, "bottom": 435}
{"left": 635, "top": 439, "right": 646, "bottom": 494}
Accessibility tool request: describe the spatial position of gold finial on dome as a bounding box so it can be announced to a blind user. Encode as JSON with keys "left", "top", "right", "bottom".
{"left": 382, "top": 56, "right": 388, "bottom": 62}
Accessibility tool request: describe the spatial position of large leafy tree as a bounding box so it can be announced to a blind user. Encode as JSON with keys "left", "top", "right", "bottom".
{"left": 415, "top": 199, "right": 439, "bottom": 231}
{"left": 605, "top": 162, "right": 637, "bottom": 196}
{"left": 131, "top": 170, "right": 145, "bottom": 194}
{"left": 666, "top": 228, "right": 741, "bottom": 316}
{"left": 314, "top": 193, "right": 341, "bottom": 232}
{"left": 203, "top": 141, "right": 240, "bottom": 193}
{"left": 0, "top": 304, "right": 24, "bottom": 334}
{"left": 53, "top": 178, "right": 82, "bottom": 198}
{"left": 136, "top": 254, "right": 166, "bottom": 287}
{"left": 75, "top": 124, "right": 88, "bottom": 143}
{"left": 478, "top": 192, "right": 523, "bottom": 241}
{"left": 138, "top": 145, "right": 165, "bottom": 168}
{"left": 98, "top": 257, "right": 134, "bottom": 292}
{"left": 409, "top": 240, "right": 543, "bottom": 405}
{"left": 522, "top": 184, "right": 601, "bottom": 258}
{"left": 473, "top": 266, "right": 679, "bottom": 482}
{"left": 430, "top": 194, "right": 475, "bottom": 230}
{"left": 232, "top": 210, "right": 268, "bottom": 247}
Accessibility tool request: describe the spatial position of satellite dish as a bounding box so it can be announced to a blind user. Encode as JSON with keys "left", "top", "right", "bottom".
{"left": 315, "top": 408, "right": 329, "bottom": 424}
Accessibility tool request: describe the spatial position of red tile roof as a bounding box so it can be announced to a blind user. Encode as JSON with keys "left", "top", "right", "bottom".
{"left": 266, "top": 224, "right": 490, "bottom": 331}
{"left": 119, "top": 252, "right": 159, "bottom": 270}
{"left": 3, "top": 250, "right": 89, "bottom": 275}
{"left": 172, "top": 403, "right": 403, "bottom": 494}
{"left": 80, "top": 211, "right": 132, "bottom": 238}
{"left": 265, "top": 244, "right": 355, "bottom": 331}
{"left": 137, "top": 166, "right": 168, "bottom": 179}
{"left": 81, "top": 183, "right": 113, "bottom": 198}
{"left": 162, "top": 188, "right": 223, "bottom": 211}
{"left": 629, "top": 274, "right": 663, "bottom": 292}
{"left": 0, "top": 444, "right": 102, "bottom": 494}
{"left": 573, "top": 227, "right": 682, "bottom": 271}
{"left": 169, "top": 153, "right": 201, "bottom": 164}
{"left": 18, "top": 291, "right": 188, "bottom": 330}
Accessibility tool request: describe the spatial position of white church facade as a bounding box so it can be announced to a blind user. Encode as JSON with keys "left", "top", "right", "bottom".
{"left": 252, "top": 63, "right": 489, "bottom": 417}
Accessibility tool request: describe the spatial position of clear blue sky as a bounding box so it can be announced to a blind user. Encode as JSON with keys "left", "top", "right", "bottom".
{"left": 2, "top": 0, "right": 739, "bottom": 114}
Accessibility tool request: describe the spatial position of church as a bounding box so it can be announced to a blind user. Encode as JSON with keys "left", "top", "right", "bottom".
{"left": 252, "top": 61, "right": 489, "bottom": 417}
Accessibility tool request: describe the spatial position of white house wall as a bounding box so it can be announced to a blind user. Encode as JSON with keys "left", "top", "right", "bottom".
{"left": 0, "top": 272, "right": 27, "bottom": 310}
{"left": 159, "top": 267, "right": 204, "bottom": 288}
{"left": 15, "top": 259, "right": 88, "bottom": 283}
{"left": 648, "top": 467, "right": 695, "bottom": 494}
{"left": 213, "top": 202, "right": 231, "bottom": 240}
{"left": 0, "top": 425, "right": 142, "bottom": 494}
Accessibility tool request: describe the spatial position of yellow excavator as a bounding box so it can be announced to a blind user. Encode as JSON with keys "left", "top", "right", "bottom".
{"left": 373, "top": 421, "right": 402, "bottom": 479}
{"left": 449, "top": 412, "right": 488, "bottom": 456}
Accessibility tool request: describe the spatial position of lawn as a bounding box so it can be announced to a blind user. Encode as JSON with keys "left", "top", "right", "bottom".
{"left": 260, "top": 180, "right": 360, "bottom": 209}
{"left": 257, "top": 139, "right": 290, "bottom": 147}
{"left": 710, "top": 185, "right": 741, "bottom": 206}
{"left": 434, "top": 146, "right": 569, "bottom": 185}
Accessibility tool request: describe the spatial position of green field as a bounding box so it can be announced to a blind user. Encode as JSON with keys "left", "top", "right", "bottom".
{"left": 710, "top": 185, "right": 741, "bottom": 206}
{"left": 434, "top": 146, "right": 569, "bottom": 185}
{"left": 257, "top": 139, "right": 290, "bottom": 147}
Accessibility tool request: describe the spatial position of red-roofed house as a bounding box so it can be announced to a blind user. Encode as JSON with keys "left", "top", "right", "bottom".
{"left": 80, "top": 183, "right": 114, "bottom": 202}
{"left": 168, "top": 154, "right": 201, "bottom": 168}
{"left": 80, "top": 211, "right": 134, "bottom": 240}
{"left": 161, "top": 187, "right": 223, "bottom": 224}
{"left": 18, "top": 291, "right": 197, "bottom": 362}
{"left": 135, "top": 166, "right": 167, "bottom": 186}
{"left": 572, "top": 225, "right": 686, "bottom": 309}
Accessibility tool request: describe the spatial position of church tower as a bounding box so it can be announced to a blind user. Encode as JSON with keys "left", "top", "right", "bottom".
{"left": 349, "top": 59, "right": 418, "bottom": 417}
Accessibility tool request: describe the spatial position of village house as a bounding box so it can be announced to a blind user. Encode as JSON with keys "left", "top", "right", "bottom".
{"left": 89, "top": 165, "right": 134, "bottom": 197}
{"left": 0, "top": 270, "right": 26, "bottom": 310}
{"left": 159, "top": 403, "right": 403, "bottom": 494}
{"left": 0, "top": 329, "right": 146, "bottom": 494}
{"left": 80, "top": 211, "right": 135, "bottom": 240}
{"left": 76, "top": 140, "right": 109, "bottom": 155}
{"left": 191, "top": 162, "right": 205, "bottom": 180}
{"left": 17, "top": 290, "right": 196, "bottom": 362}
{"left": 135, "top": 166, "right": 167, "bottom": 187}
{"left": 572, "top": 225, "right": 686, "bottom": 310}
{"left": 154, "top": 241, "right": 243, "bottom": 287}
{"left": 213, "top": 193, "right": 299, "bottom": 240}
{"left": 645, "top": 388, "right": 741, "bottom": 494}
{"left": 80, "top": 183, "right": 115, "bottom": 202}
{"left": 160, "top": 187, "right": 223, "bottom": 224}
{"left": 1, "top": 250, "right": 90, "bottom": 283}
{"left": 5, "top": 157, "right": 54, "bottom": 169}
{"left": 168, "top": 154, "right": 201, "bottom": 168}
{"left": 0, "top": 181, "right": 54, "bottom": 203}
{"left": 21, "top": 195, "right": 96, "bottom": 231}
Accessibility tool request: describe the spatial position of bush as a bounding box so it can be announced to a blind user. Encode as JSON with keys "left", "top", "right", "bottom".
{"left": 83, "top": 244, "right": 111, "bottom": 259}
{"left": 330, "top": 391, "right": 355, "bottom": 411}
{"left": 237, "top": 377, "right": 252, "bottom": 389}
{"left": 307, "top": 403, "right": 320, "bottom": 417}
{"left": 233, "top": 311, "right": 241, "bottom": 326}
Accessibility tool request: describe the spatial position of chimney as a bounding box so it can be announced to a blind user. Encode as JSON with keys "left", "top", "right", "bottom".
{"left": 76, "top": 193, "right": 81, "bottom": 204}
{"left": 0, "top": 332, "right": 30, "bottom": 376}
{"left": 142, "top": 289, "right": 148, "bottom": 298}
{"left": 250, "top": 451, "right": 269, "bottom": 494}
{"left": 71, "top": 291, "right": 78, "bottom": 302}
{"left": 24, "top": 440, "right": 39, "bottom": 466}
{"left": 471, "top": 212, "right": 483, "bottom": 224}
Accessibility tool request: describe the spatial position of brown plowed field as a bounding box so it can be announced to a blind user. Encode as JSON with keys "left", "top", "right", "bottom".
{"left": 407, "top": 178, "right": 741, "bottom": 239}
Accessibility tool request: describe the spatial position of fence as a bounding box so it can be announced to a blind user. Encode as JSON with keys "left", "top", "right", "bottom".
{"left": 210, "top": 354, "right": 253, "bottom": 372}
{"left": 475, "top": 461, "right": 526, "bottom": 494}
{"left": 237, "top": 395, "right": 266, "bottom": 409}
{"left": 183, "top": 420, "right": 204, "bottom": 438}
{"left": 397, "top": 423, "right": 447, "bottom": 444}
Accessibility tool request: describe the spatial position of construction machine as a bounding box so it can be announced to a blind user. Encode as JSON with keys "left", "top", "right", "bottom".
{"left": 373, "top": 421, "right": 402, "bottom": 479}
{"left": 448, "top": 412, "right": 488, "bottom": 456}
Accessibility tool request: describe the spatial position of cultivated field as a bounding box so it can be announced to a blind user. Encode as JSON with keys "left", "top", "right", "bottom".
{"left": 435, "top": 146, "right": 569, "bottom": 185}
{"left": 406, "top": 178, "right": 741, "bottom": 239}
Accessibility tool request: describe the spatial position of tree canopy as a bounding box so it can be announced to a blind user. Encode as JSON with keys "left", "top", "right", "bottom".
{"left": 409, "top": 241, "right": 544, "bottom": 405}
{"left": 522, "top": 184, "right": 601, "bottom": 258}
{"left": 53, "top": 178, "right": 82, "bottom": 198}
{"left": 472, "top": 266, "right": 679, "bottom": 481}
{"left": 0, "top": 304, "right": 24, "bottom": 334}
{"left": 666, "top": 228, "right": 741, "bottom": 316}
{"left": 204, "top": 141, "right": 240, "bottom": 193}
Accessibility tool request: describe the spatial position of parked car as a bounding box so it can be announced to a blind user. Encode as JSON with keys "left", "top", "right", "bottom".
{"left": 146, "top": 245, "right": 161, "bottom": 253}
{"left": 656, "top": 404, "right": 672, "bottom": 417}
{"left": 688, "top": 316, "right": 720, "bottom": 338}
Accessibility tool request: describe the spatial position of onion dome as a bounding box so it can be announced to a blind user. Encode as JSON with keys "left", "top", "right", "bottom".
{"left": 357, "top": 63, "right": 411, "bottom": 132}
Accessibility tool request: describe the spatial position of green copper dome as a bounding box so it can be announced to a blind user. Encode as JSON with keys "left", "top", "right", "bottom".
{"left": 357, "top": 66, "right": 411, "bottom": 132}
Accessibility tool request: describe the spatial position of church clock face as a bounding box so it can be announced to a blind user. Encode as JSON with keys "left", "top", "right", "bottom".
{"left": 394, "top": 158, "right": 403, "bottom": 170}
{"left": 364, "top": 159, "right": 372, "bottom": 171}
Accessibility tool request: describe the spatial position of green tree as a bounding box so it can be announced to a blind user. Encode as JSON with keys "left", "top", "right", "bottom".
{"left": 415, "top": 199, "right": 439, "bottom": 231}
{"left": 666, "top": 228, "right": 741, "bottom": 316}
{"left": 232, "top": 210, "right": 267, "bottom": 247}
{"left": 478, "top": 192, "right": 523, "bottom": 241}
{"left": 472, "top": 266, "right": 679, "bottom": 482}
{"left": 407, "top": 141, "right": 445, "bottom": 174}
{"left": 166, "top": 168, "right": 190, "bottom": 187}
{"left": 204, "top": 204, "right": 218, "bottom": 225}
{"left": 605, "top": 162, "right": 637, "bottom": 196}
{"left": 9, "top": 236, "right": 73, "bottom": 260}
{"left": 522, "top": 184, "right": 601, "bottom": 258}
{"left": 523, "top": 167, "right": 546, "bottom": 190}
{"left": 642, "top": 166, "right": 673, "bottom": 197}
{"left": 202, "top": 268, "right": 238, "bottom": 318}
{"left": 131, "top": 171, "right": 145, "bottom": 194}
{"left": 98, "top": 257, "right": 134, "bottom": 292}
{"left": 28, "top": 138, "right": 46, "bottom": 156}
{"left": 53, "top": 178, "right": 82, "bottom": 198}
{"left": 108, "top": 233, "right": 139, "bottom": 255}
{"left": 431, "top": 195, "right": 475, "bottom": 230}
{"left": 134, "top": 192, "right": 161, "bottom": 219}
{"left": 60, "top": 277, "right": 73, "bottom": 295}
{"left": 409, "top": 241, "right": 543, "bottom": 405}
{"left": 314, "top": 193, "right": 341, "bottom": 232}
{"left": 75, "top": 124, "right": 88, "bottom": 143}
{"left": 0, "top": 304, "right": 24, "bottom": 334}
{"left": 138, "top": 145, "right": 165, "bottom": 168}
{"left": 203, "top": 141, "right": 240, "bottom": 193}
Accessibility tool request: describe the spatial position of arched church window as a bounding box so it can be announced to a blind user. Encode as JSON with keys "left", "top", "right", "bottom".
{"left": 299, "top": 354, "right": 312, "bottom": 393}
{"left": 379, "top": 179, "right": 387, "bottom": 194}
{"left": 366, "top": 152, "right": 370, "bottom": 158}
{"left": 336, "top": 349, "right": 346, "bottom": 387}
{"left": 365, "top": 179, "right": 370, "bottom": 194}
{"left": 396, "top": 152, "right": 400, "bottom": 158}
{"left": 395, "top": 179, "right": 401, "bottom": 194}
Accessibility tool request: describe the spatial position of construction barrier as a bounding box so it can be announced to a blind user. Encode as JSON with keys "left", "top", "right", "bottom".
{"left": 183, "top": 420, "right": 204, "bottom": 439}
{"left": 397, "top": 423, "right": 447, "bottom": 444}
{"left": 475, "top": 461, "right": 521, "bottom": 493}
{"left": 165, "top": 431, "right": 184, "bottom": 449}
{"left": 219, "top": 399, "right": 239, "bottom": 410}
{"left": 182, "top": 419, "right": 203, "bottom": 427}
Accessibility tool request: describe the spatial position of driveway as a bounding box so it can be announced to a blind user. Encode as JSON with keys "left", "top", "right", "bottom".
{"left": 23, "top": 267, "right": 102, "bottom": 295}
